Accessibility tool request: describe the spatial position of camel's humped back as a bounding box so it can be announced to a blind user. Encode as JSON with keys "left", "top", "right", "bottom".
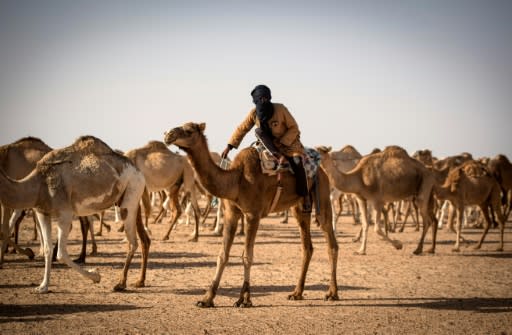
{"left": 330, "top": 145, "right": 362, "bottom": 161}
{"left": 36, "top": 135, "right": 120, "bottom": 173}
{"left": 443, "top": 160, "right": 489, "bottom": 192}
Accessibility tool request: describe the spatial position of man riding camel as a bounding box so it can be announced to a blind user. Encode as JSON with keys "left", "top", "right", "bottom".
{"left": 221, "top": 84, "right": 312, "bottom": 212}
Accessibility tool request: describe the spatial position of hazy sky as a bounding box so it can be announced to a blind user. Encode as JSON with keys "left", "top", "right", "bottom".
{"left": 1, "top": 0, "right": 511, "bottom": 160}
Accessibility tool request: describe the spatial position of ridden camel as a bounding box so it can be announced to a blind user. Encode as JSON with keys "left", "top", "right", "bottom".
{"left": 0, "top": 137, "right": 99, "bottom": 265}
{"left": 0, "top": 135, "right": 150, "bottom": 293}
{"left": 434, "top": 160, "right": 506, "bottom": 251}
{"left": 316, "top": 145, "right": 438, "bottom": 255}
{"left": 125, "top": 141, "right": 201, "bottom": 241}
{"left": 164, "top": 122, "right": 339, "bottom": 307}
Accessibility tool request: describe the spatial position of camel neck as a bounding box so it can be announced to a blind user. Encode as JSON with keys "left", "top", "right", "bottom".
{"left": 0, "top": 169, "right": 40, "bottom": 209}
{"left": 183, "top": 137, "right": 239, "bottom": 201}
{"left": 321, "top": 155, "right": 361, "bottom": 194}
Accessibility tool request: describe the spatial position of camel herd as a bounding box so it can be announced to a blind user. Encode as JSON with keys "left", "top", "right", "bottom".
{"left": 1, "top": 122, "right": 511, "bottom": 308}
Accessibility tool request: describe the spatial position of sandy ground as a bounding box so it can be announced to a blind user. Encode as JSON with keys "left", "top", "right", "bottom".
{"left": 1, "top": 207, "right": 511, "bottom": 335}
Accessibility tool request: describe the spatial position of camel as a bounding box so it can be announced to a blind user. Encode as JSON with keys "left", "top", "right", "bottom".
{"left": 488, "top": 154, "right": 512, "bottom": 220}
{"left": 328, "top": 145, "right": 362, "bottom": 230}
{"left": 163, "top": 122, "right": 338, "bottom": 307}
{"left": 0, "top": 135, "right": 150, "bottom": 293}
{"left": 125, "top": 141, "right": 201, "bottom": 241}
{"left": 316, "top": 145, "right": 438, "bottom": 255}
{"left": 0, "top": 137, "right": 99, "bottom": 265}
{"left": 0, "top": 137, "right": 52, "bottom": 265}
{"left": 434, "top": 160, "right": 506, "bottom": 251}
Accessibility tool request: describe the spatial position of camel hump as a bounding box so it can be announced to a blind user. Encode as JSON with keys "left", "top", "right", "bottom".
{"left": 71, "top": 136, "right": 114, "bottom": 155}
{"left": 382, "top": 145, "right": 409, "bottom": 158}
{"left": 38, "top": 135, "right": 115, "bottom": 167}
{"left": 494, "top": 154, "right": 510, "bottom": 164}
{"left": 144, "top": 141, "right": 169, "bottom": 151}
{"left": 331, "top": 145, "right": 362, "bottom": 161}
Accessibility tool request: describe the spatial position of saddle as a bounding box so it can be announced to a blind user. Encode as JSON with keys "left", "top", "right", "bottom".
{"left": 252, "top": 141, "right": 321, "bottom": 178}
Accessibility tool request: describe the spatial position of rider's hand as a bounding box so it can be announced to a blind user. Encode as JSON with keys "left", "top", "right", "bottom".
{"left": 221, "top": 145, "right": 233, "bottom": 159}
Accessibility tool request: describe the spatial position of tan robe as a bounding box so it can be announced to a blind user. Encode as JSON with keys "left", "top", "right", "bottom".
{"left": 228, "top": 103, "right": 305, "bottom": 157}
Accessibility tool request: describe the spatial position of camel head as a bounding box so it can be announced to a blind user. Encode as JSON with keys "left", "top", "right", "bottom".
{"left": 164, "top": 122, "right": 206, "bottom": 150}
{"left": 315, "top": 145, "right": 332, "bottom": 160}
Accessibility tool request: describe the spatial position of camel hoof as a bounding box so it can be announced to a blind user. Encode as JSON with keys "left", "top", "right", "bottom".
{"left": 196, "top": 300, "right": 214, "bottom": 308}
{"left": 34, "top": 285, "right": 49, "bottom": 294}
{"left": 452, "top": 247, "right": 460, "bottom": 253}
{"left": 26, "top": 248, "right": 35, "bottom": 260}
{"left": 188, "top": 236, "right": 198, "bottom": 242}
{"left": 134, "top": 280, "right": 145, "bottom": 288}
{"left": 94, "top": 232, "right": 102, "bottom": 237}
{"left": 287, "top": 294, "right": 304, "bottom": 301}
{"left": 352, "top": 237, "right": 361, "bottom": 243}
{"left": 472, "top": 245, "right": 482, "bottom": 251}
{"left": 496, "top": 247, "right": 504, "bottom": 252}
{"left": 426, "top": 248, "right": 435, "bottom": 254}
{"left": 73, "top": 257, "right": 85, "bottom": 264}
{"left": 162, "top": 235, "right": 170, "bottom": 241}
{"left": 113, "top": 283, "right": 126, "bottom": 292}
{"left": 412, "top": 249, "right": 422, "bottom": 255}
{"left": 89, "top": 269, "right": 101, "bottom": 283}
{"left": 234, "top": 300, "right": 253, "bottom": 308}
{"left": 324, "top": 294, "right": 339, "bottom": 301}
{"left": 353, "top": 251, "right": 366, "bottom": 256}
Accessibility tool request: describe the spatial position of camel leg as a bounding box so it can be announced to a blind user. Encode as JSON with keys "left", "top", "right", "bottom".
{"left": 354, "top": 197, "right": 368, "bottom": 255}
{"left": 141, "top": 189, "right": 152, "bottom": 236}
{"left": 197, "top": 204, "right": 241, "bottom": 308}
{"left": 473, "top": 204, "right": 492, "bottom": 250}
{"left": 74, "top": 217, "right": 89, "bottom": 264}
{"left": 188, "top": 191, "right": 201, "bottom": 242}
{"left": 288, "top": 206, "right": 313, "bottom": 300}
{"left": 373, "top": 205, "right": 403, "bottom": 250}
{"left": 213, "top": 201, "right": 224, "bottom": 236}
{"left": 113, "top": 205, "right": 140, "bottom": 291}
{"left": 88, "top": 216, "right": 98, "bottom": 255}
{"left": 55, "top": 212, "right": 101, "bottom": 285}
{"left": 162, "top": 186, "right": 181, "bottom": 241}
{"left": 452, "top": 206, "right": 464, "bottom": 252}
{"left": 2, "top": 208, "right": 34, "bottom": 261}
{"left": 313, "top": 190, "right": 339, "bottom": 301}
{"left": 34, "top": 212, "right": 53, "bottom": 293}
{"left": 134, "top": 206, "right": 151, "bottom": 288}
{"left": 234, "top": 213, "right": 260, "bottom": 307}
{"left": 238, "top": 215, "right": 245, "bottom": 236}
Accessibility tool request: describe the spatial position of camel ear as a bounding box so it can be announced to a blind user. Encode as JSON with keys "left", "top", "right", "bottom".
{"left": 327, "top": 146, "right": 332, "bottom": 152}
{"left": 198, "top": 123, "right": 206, "bottom": 133}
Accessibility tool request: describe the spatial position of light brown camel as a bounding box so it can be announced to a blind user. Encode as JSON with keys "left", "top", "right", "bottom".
{"left": 0, "top": 137, "right": 51, "bottom": 265}
{"left": 163, "top": 122, "right": 339, "bottom": 308}
{"left": 434, "top": 160, "right": 506, "bottom": 251}
{"left": 125, "top": 141, "right": 201, "bottom": 241}
{"left": 0, "top": 137, "right": 98, "bottom": 266}
{"left": 0, "top": 135, "right": 150, "bottom": 293}
{"left": 329, "top": 145, "right": 362, "bottom": 230}
{"left": 316, "top": 145, "right": 438, "bottom": 255}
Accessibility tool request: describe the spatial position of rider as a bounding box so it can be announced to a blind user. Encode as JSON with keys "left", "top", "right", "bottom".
{"left": 221, "top": 84, "right": 311, "bottom": 212}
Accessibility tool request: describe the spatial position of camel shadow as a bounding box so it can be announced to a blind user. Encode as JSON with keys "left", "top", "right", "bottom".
{"left": 0, "top": 303, "right": 142, "bottom": 323}
{"left": 335, "top": 297, "right": 512, "bottom": 313}
{"left": 172, "top": 284, "right": 368, "bottom": 298}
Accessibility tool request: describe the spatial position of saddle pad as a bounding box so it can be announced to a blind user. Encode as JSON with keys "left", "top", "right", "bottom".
{"left": 253, "top": 141, "right": 321, "bottom": 178}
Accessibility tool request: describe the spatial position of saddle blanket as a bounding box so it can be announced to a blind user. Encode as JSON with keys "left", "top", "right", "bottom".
{"left": 253, "top": 141, "right": 321, "bottom": 178}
